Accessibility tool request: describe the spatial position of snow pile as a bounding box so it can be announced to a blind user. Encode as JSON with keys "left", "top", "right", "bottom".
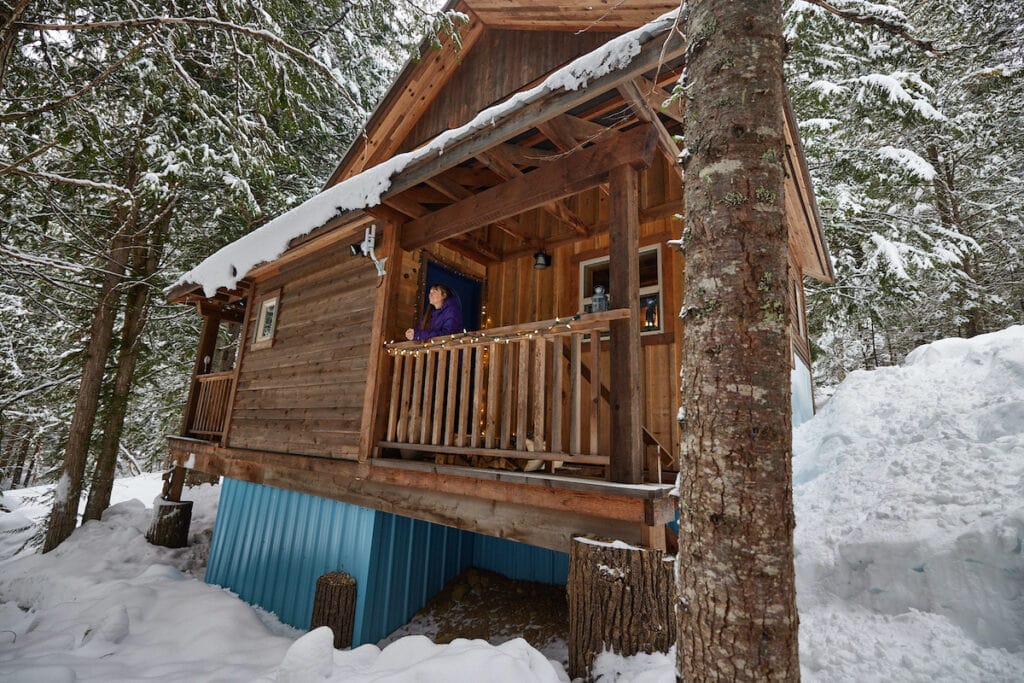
{"left": 793, "top": 325, "right": 1024, "bottom": 679}
{"left": 0, "top": 477, "right": 568, "bottom": 681}
{"left": 173, "top": 10, "right": 680, "bottom": 298}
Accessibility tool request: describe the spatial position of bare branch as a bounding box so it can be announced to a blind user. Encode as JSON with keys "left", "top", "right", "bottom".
{"left": 0, "top": 163, "right": 134, "bottom": 195}
{"left": 0, "top": 140, "right": 59, "bottom": 177}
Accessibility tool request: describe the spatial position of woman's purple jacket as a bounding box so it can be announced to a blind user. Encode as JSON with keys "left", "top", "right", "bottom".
{"left": 413, "top": 296, "right": 463, "bottom": 340}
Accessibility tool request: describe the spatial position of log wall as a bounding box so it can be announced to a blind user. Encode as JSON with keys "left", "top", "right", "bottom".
{"left": 227, "top": 243, "right": 379, "bottom": 459}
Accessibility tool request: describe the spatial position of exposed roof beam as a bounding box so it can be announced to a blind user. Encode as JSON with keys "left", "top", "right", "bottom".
{"left": 425, "top": 172, "right": 529, "bottom": 245}
{"left": 400, "top": 125, "right": 658, "bottom": 251}
{"left": 478, "top": 147, "right": 591, "bottom": 236}
{"left": 631, "top": 75, "right": 685, "bottom": 124}
{"left": 381, "top": 24, "right": 685, "bottom": 201}
{"left": 618, "top": 80, "right": 683, "bottom": 180}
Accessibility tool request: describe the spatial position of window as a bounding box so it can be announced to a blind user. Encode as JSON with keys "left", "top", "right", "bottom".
{"left": 252, "top": 289, "right": 281, "bottom": 349}
{"left": 579, "top": 245, "right": 663, "bottom": 334}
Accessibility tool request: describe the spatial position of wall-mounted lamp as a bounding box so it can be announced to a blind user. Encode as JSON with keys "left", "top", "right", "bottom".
{"left": 348, "top": 225, "right": 387, "bottom": 276}
{"left": 533, "top": 249, "right": 552, "bottom": 270}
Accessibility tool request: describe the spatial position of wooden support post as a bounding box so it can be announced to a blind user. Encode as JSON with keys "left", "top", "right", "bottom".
{"left": 180, "top": 312, "right": 221, "bottom": 436}
{"left": 146, "top": 499, "right": 193, "bottom": 549}
{"left": 310, "top": 572, "right": 357, "bottom": 650}
{"left": 608, "top": 164, "right": 643, "bottom": 483}
{"left": 568, "top": 536, "right": 676, "bottom": 681}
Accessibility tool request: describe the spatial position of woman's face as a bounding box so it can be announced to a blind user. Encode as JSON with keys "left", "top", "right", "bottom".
{"left": 428, "top": 287, "right": 445, "bottom": 309}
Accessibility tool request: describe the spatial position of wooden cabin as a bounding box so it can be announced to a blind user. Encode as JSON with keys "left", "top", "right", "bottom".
{"left": 165, "top": 1, "right": 832, "bottom": 609}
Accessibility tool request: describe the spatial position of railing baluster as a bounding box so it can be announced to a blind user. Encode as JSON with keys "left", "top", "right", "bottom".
{"left": 431, "top": 350, "right": 447, "bottom": 445}
{"left": 457, "top": 348, "right": 472, "bottom": 447}
{"left": 500, "top": 341, "right": 514, "bottom": 450}
{"left": 409, "top": 352, "right": 424, "bottom": 444}
{"left": 445, "top": 349, "right": 459, "bottom": 446}
{"left": 387, "top": 354, "right": 403, "bottom": 441}
{"left": 397, "top": 353, "right": 414, "bottom": 442}
{"left": 485, "top": 343, "right": 500, "bottom": 449}
{"left": 532, "top": 337, "right": 546, "bottom": 451}
{"left": 421, "top": 351, "right": 436, "bottom": 444}
{"left": 550, "top": 336, "right": 563, "bottom": 456}
{"left": 470, "top": 346, "right": 484, "bottom": 448}
{"left": 589, "top": 332, "right": 601, "bottom": 456}
{"left": 516, "top": 339, "right": 530, "bottom": 451}
{"left": 569, "top": 333, "right": 582, "bottom": 455}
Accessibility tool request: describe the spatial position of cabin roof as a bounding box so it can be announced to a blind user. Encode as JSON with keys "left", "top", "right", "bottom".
{"left": 168, "top": 4, "right": 833, "bottom": 304}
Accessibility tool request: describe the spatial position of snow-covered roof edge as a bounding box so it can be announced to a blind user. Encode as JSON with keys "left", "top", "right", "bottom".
{"left": 169, "top": 10, "right": 681, "bottom": 299}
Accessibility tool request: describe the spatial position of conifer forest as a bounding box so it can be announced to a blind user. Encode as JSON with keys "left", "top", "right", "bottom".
{"left": 2, "top": 0, "right": 1022, "bottom": 526}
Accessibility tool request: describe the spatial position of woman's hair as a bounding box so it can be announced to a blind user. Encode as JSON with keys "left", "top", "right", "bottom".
{"left": 420, "top": 283, "right": 452, "bottom": 329}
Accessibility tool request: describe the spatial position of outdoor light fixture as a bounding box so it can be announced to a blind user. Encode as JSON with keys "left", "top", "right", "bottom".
{"left": 533, "top": 249, "right": 552, "bottom": 270}
{"left": 348, "top": 225, "right": 388, "bottom": 276}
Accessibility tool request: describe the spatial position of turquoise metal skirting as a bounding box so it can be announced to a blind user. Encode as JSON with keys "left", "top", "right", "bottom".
{"left": 205, "top": 478, "right": 565, "bottom": 645}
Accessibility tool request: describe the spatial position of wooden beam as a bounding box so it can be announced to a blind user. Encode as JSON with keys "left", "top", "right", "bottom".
{"left": 401, "top": 125, "right": 658, "bottom": 251}
{"left": 382, "top": 194, "right": 429, "bottom": 219}
{"left": 358, "top": 223, "right": 403, "bottom": 461}
{"left": 632, "top": 75, "right": 685, "bottom": 123}
{"left": 618, "top": 80, "right": 683, "bottom": 180}
{"left": 381, "top": 23, "right": 686, "bottom": 200}
{"left": 166, "top": 437, "right": 672, "bottom": 552}
{"left": 608, "top": 164, "right": 644, "bottom": 484}
{"left": 425, "top": 172, "right": 530, "bottom": 244}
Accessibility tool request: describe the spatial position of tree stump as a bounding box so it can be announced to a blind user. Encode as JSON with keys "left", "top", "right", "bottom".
{"left": 145, "top": 499, "right": 193, "bottom": 548}
{"left": 310, "top": 572, "right": 357, "bottom": 649}
{"left": 568, "top": 536, "right": 677, "bottom": 681}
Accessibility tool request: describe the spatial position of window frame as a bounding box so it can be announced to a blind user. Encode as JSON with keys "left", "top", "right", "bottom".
{"left": 578, "top": 244, "right": 664, "bottom": 336}
{"left": 252, "top": 288, "right": 282, "bottom": 350}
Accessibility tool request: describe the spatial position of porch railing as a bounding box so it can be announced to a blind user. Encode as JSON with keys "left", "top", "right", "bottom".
{"left": 186, "top": 370, "right": 234, "bottom": 439}
{"left": 380, "top": 309, "right": 633, "bottom": 469}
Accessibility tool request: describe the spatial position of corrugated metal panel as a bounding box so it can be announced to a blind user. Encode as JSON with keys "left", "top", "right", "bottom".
{"left": 359, "top": 515, "right": 473, "bottom": 643}
{"left": 206, "top": 479, "right": 574, "bottom": 645}
{"left": 206, "top": 479, "right": 376, "bottom": 632}
{"left": 471, "top": 534, "right": 569, "bottom": 585}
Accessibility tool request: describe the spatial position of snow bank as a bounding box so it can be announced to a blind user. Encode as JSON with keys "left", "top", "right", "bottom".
{"left": 0, "top": 476, "right": 568, "bottom": 681}
{"left": 172, "top": 11, "right": 680, "bottom": 298}
{"left": 794, "top": 325, "right": 1024, "bottom": 679}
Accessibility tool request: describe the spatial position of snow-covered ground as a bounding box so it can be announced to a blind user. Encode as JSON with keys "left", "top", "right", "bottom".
{"left": 1, "top": 326, "right": 1022, "bottom": 681}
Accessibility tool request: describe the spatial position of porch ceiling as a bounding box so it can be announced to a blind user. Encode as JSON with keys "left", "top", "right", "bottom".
{"left": 370, "top": 64, "right": 687, "bottom": 266}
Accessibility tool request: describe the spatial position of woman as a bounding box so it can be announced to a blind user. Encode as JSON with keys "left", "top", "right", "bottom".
{"left": 405, "top": 284, "right": 463, "bottom": 341}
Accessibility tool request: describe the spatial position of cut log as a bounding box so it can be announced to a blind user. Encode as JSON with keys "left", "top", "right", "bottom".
{"left": 145, "top": 499, "right": 193, "bottom": 549}
{"left": 310, "top": 572, "right": 357, "bottom": 649}
{"left": 568, "top": 535, "right": 676, "bottom": 681}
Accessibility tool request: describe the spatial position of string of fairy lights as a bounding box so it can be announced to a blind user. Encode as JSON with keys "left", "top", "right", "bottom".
{"left": 384, "top": 314, "right": 588, "bottom": 356}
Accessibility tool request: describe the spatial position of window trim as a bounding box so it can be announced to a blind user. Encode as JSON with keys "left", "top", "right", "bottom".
{"left": 578, "top": 244, "right": 664, "bottom": 336}
{"left": 252, "top": 288, "right": 282, "bottom": 350}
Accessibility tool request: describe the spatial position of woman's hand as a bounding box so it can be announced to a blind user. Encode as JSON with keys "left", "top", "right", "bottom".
{"left": 405, "top": 328, "right": 415, "bottom": 341}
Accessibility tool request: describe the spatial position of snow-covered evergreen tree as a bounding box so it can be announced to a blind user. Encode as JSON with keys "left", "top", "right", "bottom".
{"left": 785, "top": 0, "right": 1024, "bottom": 382}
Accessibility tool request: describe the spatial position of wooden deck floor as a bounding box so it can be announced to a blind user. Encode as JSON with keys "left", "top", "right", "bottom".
{"left": 167, "top": 435, "right": 675, "bottom": 552}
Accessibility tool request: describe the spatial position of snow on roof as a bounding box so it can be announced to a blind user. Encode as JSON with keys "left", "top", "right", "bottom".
{"left": 171, "top": 11, "right": 681, "bottom": 299}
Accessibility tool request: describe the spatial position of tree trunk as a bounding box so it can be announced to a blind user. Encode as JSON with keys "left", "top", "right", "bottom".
{"left": 310, "top": 572, "right": 358, "bottom": 649}
{"left": 9, "top": 435, "right": 30, "bottom": 489}
{"left": 677, "top": 1, "right": 800, "bottom": 680}
{"left": 84, "top": 204, "right": 172, "bottom": 522}
{"left": 145, "top": 499, "right": 193, "bottom": 548}
{"left": 43, "top": 223, "right": 134, "bottom": 551}
{"left": 568, "top": 537, "right": 676, "bottom": 681}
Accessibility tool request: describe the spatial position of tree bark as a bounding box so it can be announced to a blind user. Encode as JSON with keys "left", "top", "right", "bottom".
{"left": 145, "top": 499, "right": 193, "bottom": 548}
{"left": 43, "top": 215, "right": 135, "bottom": 551}
{"left": 84, "top": 204, "right": 172, "bottom": 522}
{"left": 310, "top": 572, "right": 358, "bottom": 649}
{"left": 676, "top": 1, "right": 800, "bottom": 680}
{"left": 568, "top": 537, "right": 676, "bottom": 681}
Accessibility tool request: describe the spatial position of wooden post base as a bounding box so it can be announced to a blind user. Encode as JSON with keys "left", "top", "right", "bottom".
{"left": 568, "top": 536, "right": 676, "bottom": 681}
{"left": 145, "top": 499, "right": 193, "bottom": 548}
{"left": 310, "top": 572, "right": 357, "bottom": 649}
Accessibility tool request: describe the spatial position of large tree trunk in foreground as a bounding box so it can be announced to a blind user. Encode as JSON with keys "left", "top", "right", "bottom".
{"left": 43, "top": 223, "right": 133, "bottom": 551}
{"left": 676, "top": 1, "right": 800, "bottom": 680}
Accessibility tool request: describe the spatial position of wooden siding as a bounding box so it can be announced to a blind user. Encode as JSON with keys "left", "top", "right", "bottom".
{"left": 402, "top": 29, "right": 617, "bottom": 156}
{"left": 228, "top": 244, "right": 378, "bottom": 459}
